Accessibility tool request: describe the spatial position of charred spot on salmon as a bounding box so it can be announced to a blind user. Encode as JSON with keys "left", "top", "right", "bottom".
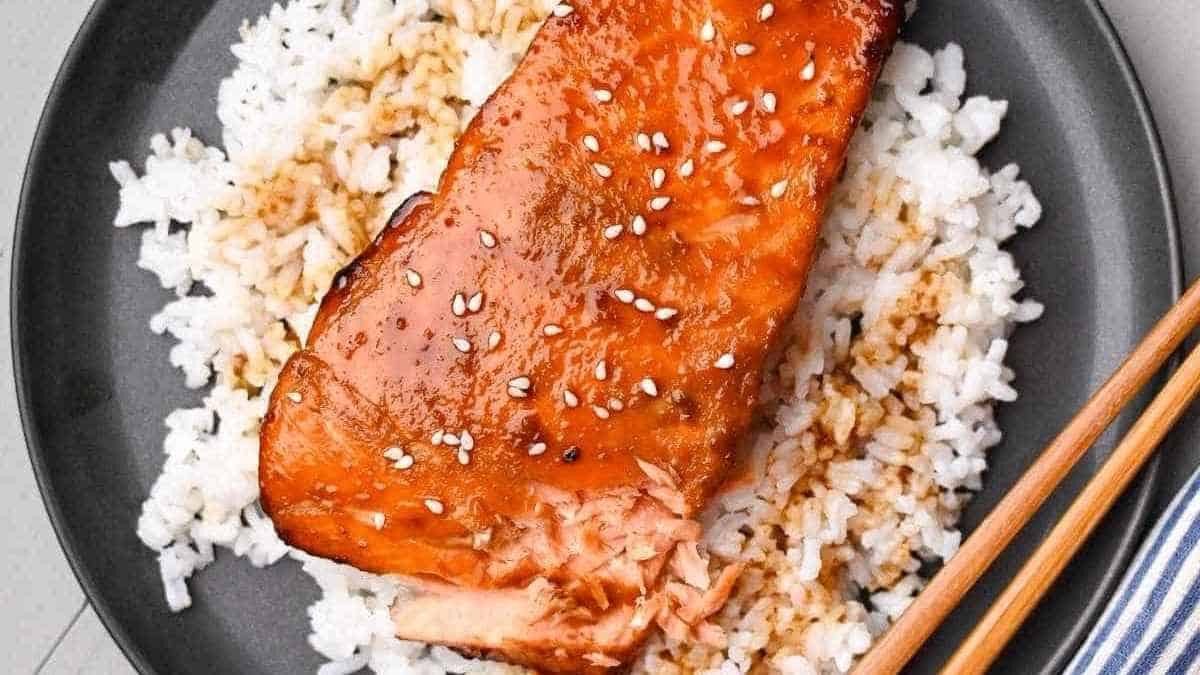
{"left": 516, "top": 414, "right": 549, "bottom": 447}
{"left": 562, "top": 446, "right": 581, "bottom": 463}
{"left": 333, "top": 271, "right": 349, "bottom": 290}
{"left": 387, "top": 191, "right": 432, "bottom": 230}
{"left": 671, "top": 390, "right": 698, "bottom": 421}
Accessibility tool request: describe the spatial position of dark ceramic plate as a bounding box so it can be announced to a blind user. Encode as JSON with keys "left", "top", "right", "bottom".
{"left": 13, "top": 1, "right": 1180, "bottom": 673}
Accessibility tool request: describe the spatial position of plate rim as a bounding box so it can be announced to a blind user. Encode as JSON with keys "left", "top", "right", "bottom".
{"left": 1035, "top": 1, "right": 1181, "bottom": 670}
{"left": 10, "top": 1, "right": 1181, "bottom": 673}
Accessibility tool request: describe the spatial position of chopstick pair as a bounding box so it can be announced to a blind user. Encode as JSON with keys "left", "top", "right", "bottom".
{"left": 854, "top": 277, "right": 1200, "bottom": 675}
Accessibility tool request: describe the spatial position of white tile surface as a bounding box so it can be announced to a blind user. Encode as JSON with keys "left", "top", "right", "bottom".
{"left": 0, "top": 1, "right": 1194, "bottom": 673}
{"left": 40, "top": 608, "right": 136, "bottom": 675}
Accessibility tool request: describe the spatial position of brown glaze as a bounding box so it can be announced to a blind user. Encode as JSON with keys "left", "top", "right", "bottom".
{"left": 260, "top": 0, "right": 900, "bottom": 670}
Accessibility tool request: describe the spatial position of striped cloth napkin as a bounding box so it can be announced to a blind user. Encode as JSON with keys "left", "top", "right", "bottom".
{"left": 1067, "top": 468, "right": 1200, "bottom": 674}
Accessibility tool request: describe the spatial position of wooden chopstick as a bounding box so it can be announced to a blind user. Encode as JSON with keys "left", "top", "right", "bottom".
{"left": 942, "top": 335, "right": 1200, "bottom": 673}
{"left": 853, "top": 277, "right": 1200, "bottom": 675}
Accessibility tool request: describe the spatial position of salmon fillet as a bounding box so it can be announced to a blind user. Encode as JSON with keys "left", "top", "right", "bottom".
{"left": 260, "top": 1, "right": 901, "bottom": 671}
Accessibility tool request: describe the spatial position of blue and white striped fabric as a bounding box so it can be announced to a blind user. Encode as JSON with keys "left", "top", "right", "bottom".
{"left": 1067, "top": 467, "right": 1200, "bottom": 674}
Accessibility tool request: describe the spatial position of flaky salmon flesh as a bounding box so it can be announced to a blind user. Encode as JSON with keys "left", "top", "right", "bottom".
{"left": 260, "top": 1, "right": 901, "bottom": 671}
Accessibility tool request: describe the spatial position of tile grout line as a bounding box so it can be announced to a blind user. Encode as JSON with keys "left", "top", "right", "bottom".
{"left": 32, "top": 599, "right": 88, "bottom": 674}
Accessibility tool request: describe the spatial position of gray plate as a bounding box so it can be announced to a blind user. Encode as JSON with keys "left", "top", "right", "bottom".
{"left": 12, "top": 1, "right": 1180, "bottom": 673}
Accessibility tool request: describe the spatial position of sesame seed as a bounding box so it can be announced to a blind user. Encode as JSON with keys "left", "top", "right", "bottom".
{"left": 771, "top": 180, "right": 789, "bottom": 198}
{"left": 592, "top": 405, "right": 611, "bottom": 420}
{"left": 636, "top": 133, "right": 652, "bottom": 152}
{"left": 715, "top": 353, "right": 736, "bottom": 369}
{"left": 509, "top": 376, "right": 531, "bottom": 390}
{"left": 652, "top": 132, "right": 670, "bottom": 150}
{"left": 634, "top": 298, "right": 656, "bottom": 313}
{"left": 655, "top": 307, "right": 678, "bottom": 320}
{"left": 731, "top": 99, "right": 750, "bottom": 116}
{"left": 801, "top": 60, "right": 816, "bottom": 81}
{"left": 372, "top": 512, "right": 386, "bottom": 529}
{"left": 337, "top": 275, "right": 348, "bottom": 290}
{"left": 583, "top": 135, "right": 600, "bottom": 152}
{"left": 452, "top": 293, "right": 467, "bottom": 316}
{"left": 700, "top": 19, "right": 716, "bottom": 42}
{"left": 603, "top": 224, "right": 624, "bottom": 240}
{"left": 395, "top": 455, "right": 415, "bottom": 470}
{"left": 528, "top": 442, "right": 548, "bottom": 457}
{"left": 563, "top": 390, "right": 579, "bottom": 407}
{"left": 640, "top": 378, "right": 659, "bottom": 396}
{"left": 458, "top": 449, "right": 471, "bottom": 465}
{"left": 652, "top": 168, "right": 666, "bottom": 189}
{"left": 650, "top": 196, "right": 671, "bottom": 211}
{"left": 286, "top": 391, "right": 302, "bottom": 403}
{"left": 739, "top": 196, "right": 762, "bottom": 207}
{"left": 443, "top": 433, "right": 460, "bottom": 446}
{"left": 758, "top": 3, "right": 775, "bottom": 21}
{"left": 762, "top": 92, "right": 777, "bottom": 113}
{"left": 432, "top": 430, "right": 445, "bottom": 445}
{"left": 424, "top": 499, "right": 445, "bottom": 515}
{"left": 615, "top": 289, "right": 635, "bottom": 304}
{"left": 383, "top": 447, "right": 405, "bottom": 461}
{"left": 452, "top": 337, "right": 472, "bottom": 353}
{"left": 405, "top": 269, "right": 422, "bottom": 287}
{"left": 594, "top": 89, "right": 613, "bottom": 103}
{"left": 595, "top": 360, "right": 608, "bottom": 381}
{"left": 734, "top": 43, "right": 756, "bottom": 56}
{"left": 467, "top": 292, "right": 483, "bottom": 312}
{"left": 679, "top": 159, "right": 695, "bottom": 177}
{"left": 631, "top": 214, "right": 647, "bottom": 235}
{"left": 479, "top": 230, "right": 497, "bottom": 248}
{"left": 543, "top": 324, "right": 563, "bottom": 336}
{"left": 488, "top": 331, "right": 502, "bottom": 350}
{"left": 461, "top": 430, "right": 475, "bottom": 451}
{"left": 704, "top": 140, "right": 727, "bottom": 154}
{"left": 552, "top": 3, "right": 574, "bottom": 17}
{"left": 562, "top": 446, "right": 581, "bottom": 463}
{"left": 593, "top": 163, "right": 613, "bottom": 178}
{"left": 608, "top": 398, "right": 624, "bottom": 411}
{"left": 508, "top": 387, "right": 528, "bottom": 399}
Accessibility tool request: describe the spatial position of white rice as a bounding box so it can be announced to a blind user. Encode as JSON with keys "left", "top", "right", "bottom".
{"left": 111, "top": 2, "right": 1042, "bottom": 673}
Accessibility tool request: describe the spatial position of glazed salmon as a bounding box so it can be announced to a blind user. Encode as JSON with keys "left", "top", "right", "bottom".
{"left": 260, "top": 0, "right": 901, "bottom": 671}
